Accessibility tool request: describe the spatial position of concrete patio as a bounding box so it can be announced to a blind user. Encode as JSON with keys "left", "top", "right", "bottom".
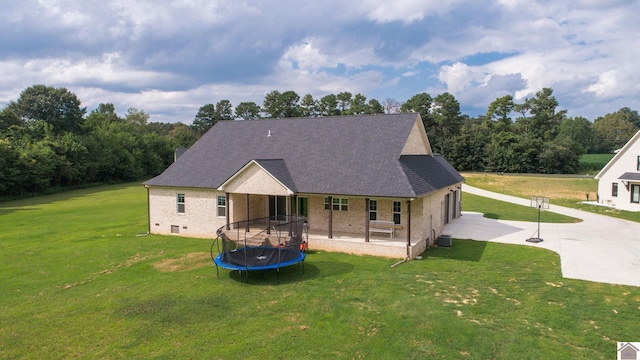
{"left": 444, "top": 185, "right": 640, "bottom": 287}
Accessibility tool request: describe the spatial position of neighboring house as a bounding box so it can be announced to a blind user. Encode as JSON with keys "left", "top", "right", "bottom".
{"left": 595, "top": 130, "right": 640, "bottom": 212}
{"left": 143, "top": 113, "right": 464, "bottom": 258}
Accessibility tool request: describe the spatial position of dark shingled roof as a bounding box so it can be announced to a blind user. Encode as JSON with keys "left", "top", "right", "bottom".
{"left": 618, "top": 172, "right": 640, "bottom": 181}
{"left": 144, "top": 113, "right": 464, "bottom": 198}
{"left": 399, "top": 155, "right": 464, "bottom": 196}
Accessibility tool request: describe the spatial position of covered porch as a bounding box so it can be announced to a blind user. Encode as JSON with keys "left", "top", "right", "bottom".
{"left": 216, "top": 158, "right": 437, "bottom": 259}
{"left": 223, "top": 193, "right": 428, "bottom": 259}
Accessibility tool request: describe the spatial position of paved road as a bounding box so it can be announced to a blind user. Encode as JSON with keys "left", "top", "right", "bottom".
{"left": 444, "top": 185, "right": 640, "bottom": 287}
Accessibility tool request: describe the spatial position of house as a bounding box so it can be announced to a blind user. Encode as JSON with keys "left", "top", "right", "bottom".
{"left": 595, "top": 130, "right": 640, "bottom": 212}
{"left": 143, "top": 113, "right": 465, "bottom": 258}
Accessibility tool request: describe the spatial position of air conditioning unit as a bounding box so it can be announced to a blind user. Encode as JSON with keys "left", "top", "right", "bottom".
{"left": 438, "top": 235, "right": 452, "bottom": 247}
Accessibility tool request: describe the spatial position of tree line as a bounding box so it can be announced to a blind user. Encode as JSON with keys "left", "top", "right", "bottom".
{"left": 0, "top": 85, "right": 195, "bottom": 198}
{"left": 195, "top": 88, "right": 640, "bottom": 174}
{"left": 1, "top": 84, "right": 638, "bottom": 199}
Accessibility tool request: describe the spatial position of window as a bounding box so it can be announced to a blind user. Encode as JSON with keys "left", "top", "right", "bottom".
{"left": 632, "top": 184, "right": 640, "bottom": 204}
{"left": 369, "top": 200, "right": 377, "bottom": 221}
{"left": 339, "top": 198, "right": 348, "bottom": 211}
{"left": 177, "top": 194, "right": 185, "bottom": 213}
{"left": 392, "top": 201, "right": 402, "bottom": 225}
{"left": 217, "top": 195, "right": 226, "bottom": 217}
{"left": 637, "top": 156, "right": 640, "bottom": 171}
{"left": 612, "top": 183, "right": 618, "bottom": 197}
{"left": 171, "top": 225, "right": 180, "bottom": 234}
{"left": 324, "top": 197, "right": 348, "bottom": 211}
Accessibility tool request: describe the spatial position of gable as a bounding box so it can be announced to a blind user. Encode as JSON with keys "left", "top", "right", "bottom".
{"left": 595, "top": 130, "right": 640, "bottom": 180}
{"left": 218, "top": 160, "right": 293, "bottom": 196}
{"left": 401, "top": 116, "right": 433, "bottom": 156}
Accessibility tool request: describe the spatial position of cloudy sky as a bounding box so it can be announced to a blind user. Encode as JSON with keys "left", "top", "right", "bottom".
{"left": 1, "top": 0, "right": 639, "bottom": 123}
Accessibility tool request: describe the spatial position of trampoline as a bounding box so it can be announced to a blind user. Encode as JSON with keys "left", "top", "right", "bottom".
{"left": 211, "top": 216, "right": 307, "bottom": 282}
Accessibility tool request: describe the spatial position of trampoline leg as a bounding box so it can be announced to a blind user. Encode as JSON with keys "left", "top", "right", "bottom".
{"left": 215, "top": 265, "right": 220, "bottom": 279}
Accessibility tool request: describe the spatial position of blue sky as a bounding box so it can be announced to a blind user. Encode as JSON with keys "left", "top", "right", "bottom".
{"left": 1, "top": 0, "right": 639, "bottom": 123}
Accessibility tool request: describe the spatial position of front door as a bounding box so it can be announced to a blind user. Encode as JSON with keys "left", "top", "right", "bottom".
{"left": 269, "top": 196, "right": 287, "bottom": 221}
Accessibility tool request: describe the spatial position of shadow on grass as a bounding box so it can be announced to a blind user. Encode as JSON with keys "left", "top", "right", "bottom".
{"left": 0, "top": 182, "right": 143, "bottom": 214}
{"left": 0, "top": 207, "right": 40, "bottom": 216}
{"left": 422, "top": 239, "right": 488, "bottom": 262}
{"left": 483, "top": 213, "right": 499, "bottom": 219}
{"left": 218, "top": 259, "right": 355, "bottom": 285}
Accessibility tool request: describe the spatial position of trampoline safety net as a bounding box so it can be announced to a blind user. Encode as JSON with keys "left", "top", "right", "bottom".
{"left": 211, "top": 216, "right": 308, "bottom": 273}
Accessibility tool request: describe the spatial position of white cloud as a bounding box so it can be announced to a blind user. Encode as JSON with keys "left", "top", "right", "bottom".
{"left": 281, "top": 38, "right": 378, "bottom": 74}
{"left": 361, "top": 0, "right": 459, "bottom": 24}
{"left": 587, "top": 66, "right": 640, "bottom": 99}
{"left": 438, "top": 62, "right": 476, "bottom": 93}
{"left": 281, "top": 40, "right": 337, "bottom": 73}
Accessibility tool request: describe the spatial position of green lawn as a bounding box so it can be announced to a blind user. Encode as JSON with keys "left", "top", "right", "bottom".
{"left": 462, "top": 193, "right": 580, "bottom": 223}
{"left": 1, "top": 183, "right": 639, "bottom": 359}
{"left": 463, "top": 172, "right": 640, "bottom": 223}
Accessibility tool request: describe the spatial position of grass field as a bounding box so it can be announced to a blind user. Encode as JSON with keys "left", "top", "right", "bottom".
{"left": 1, "top": 183, "right": 639, "bottom": 359}
{"left": 463, "top": 172, "right": 640, "bottom": 223}
{"left": 462, "top": 193, "right": 580, "bottom": 223}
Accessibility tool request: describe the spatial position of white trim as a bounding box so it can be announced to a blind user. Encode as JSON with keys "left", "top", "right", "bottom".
{"left": 392, "top": 200, "right": 402, "bottom": 225}
{"left": 216, "top": 195, "right": 226, "bottom": 218}
{"left": 216, "top": 159, "right": 294, "bottom": 195}
{"left": 595, "top": 130, "right": 640, "bottom": 180}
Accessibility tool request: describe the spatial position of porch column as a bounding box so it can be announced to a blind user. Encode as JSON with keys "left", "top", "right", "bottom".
{"left": 365, "top": 198, "right": 370, "bottom": 242}
{"left": 267, "top": 208, "right": 271, "bottom": 235}
{"left": 288, "top": 195, "right": 293, "bottom": 236}
{"left": 328, "top": 196, "right": 333, "bottom": 239}
{"left": 245, "top": 194, "right": 250, "bottom": 232}
{"left": 225, "top": 192, "right": 230, "bottom": 230}
{"left": 293, "top": 195, "right": 298, "bottom": 234}
{"left": 406, "top": 199, "right": 412, "bottom": 250}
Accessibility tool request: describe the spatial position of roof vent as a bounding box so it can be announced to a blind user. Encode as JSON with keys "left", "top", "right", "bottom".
{"left": 268, "top": 130, "right": 272, "bottom": 137}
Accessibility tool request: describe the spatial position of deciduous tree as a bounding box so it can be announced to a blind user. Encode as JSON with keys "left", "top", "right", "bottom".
{"left": 8, "top": 85, "right": 86, "bottom": 135}
{"left": 593, "top": 109, "right": 638, "bottom": 152}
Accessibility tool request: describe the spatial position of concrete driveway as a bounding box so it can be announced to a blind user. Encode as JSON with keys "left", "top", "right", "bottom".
{"left": 444, "top": 185, "right": 640, "bottom": 287}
